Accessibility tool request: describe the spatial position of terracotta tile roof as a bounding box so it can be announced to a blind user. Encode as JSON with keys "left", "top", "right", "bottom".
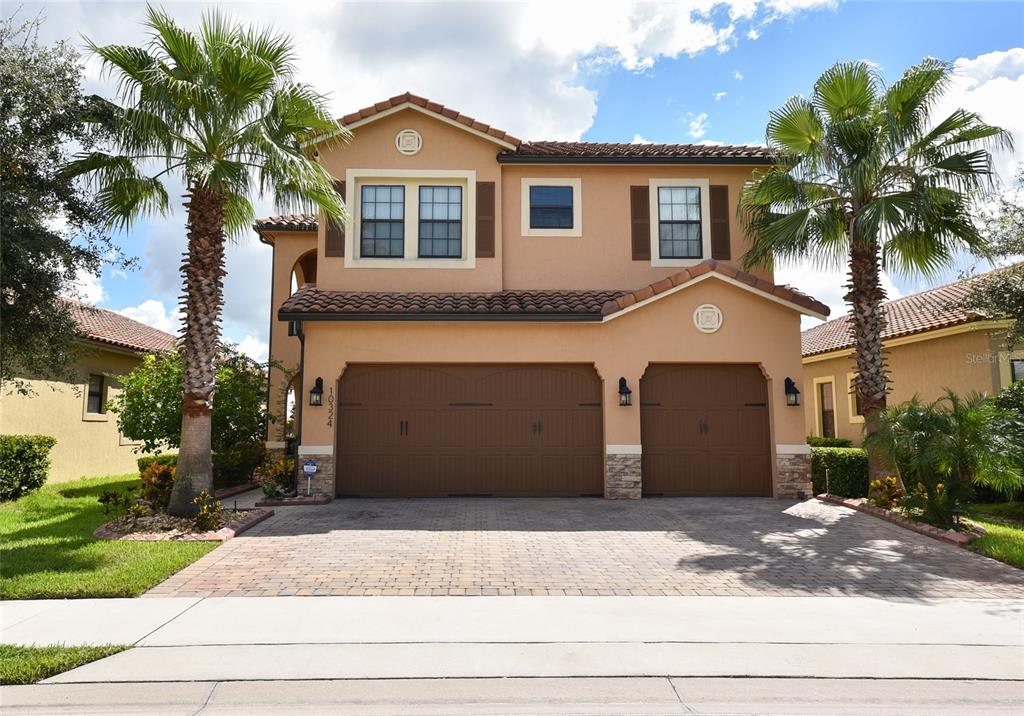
{"left": 800, "top": 267, "right": 1016, "bottom": 357}
{"left": 339, "top": 92, "right": 523, "bottom": 147}
{"left": 278, "top": 260, "right": 829, "bottom": 322}
{"left": 254, "top": 214, "right": 318, "bottom": 232}
{"left": 502, "top": 141, "right": 770, "bottom": 163}
{"left": 68, "top": 300, "right": 175, "bottom": 353}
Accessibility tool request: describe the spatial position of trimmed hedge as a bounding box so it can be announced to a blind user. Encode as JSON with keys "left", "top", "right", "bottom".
{"left": 0, "top": 435, "right": 57, "bottom": 502}
{"left": 811, "top": 447, "right": 869, "bottom": 498}
{"left": 807, "top": 436, "right": 854, "bottom": 448}
{"left": 137, "top": 443, "right": 262, "bottom": 488}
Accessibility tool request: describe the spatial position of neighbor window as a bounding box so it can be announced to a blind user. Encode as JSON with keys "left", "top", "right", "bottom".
{"left": 87, "top": 374, "right": 105, "bottom": 414}
{"left": 817, "top": 380, "right": 836, "bottom": 438}
{"left": 658, "top": 186, "right": 702, "bottom": 259}
{"left": 529, "top": 185, "right": 574, "bottom": 229}
{"left": 360, "top": 185, "right": 405, "bottom": 258}
{"left": 1012, "top": 359, "right": 1024, "bottom": 383}
{"left": 418, "top": 185, "right": 463, "bottom": 258}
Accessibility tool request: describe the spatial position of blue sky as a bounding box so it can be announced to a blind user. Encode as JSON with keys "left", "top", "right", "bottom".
{"left": 27, "top": 0, "right": 1024, "bottom": 353}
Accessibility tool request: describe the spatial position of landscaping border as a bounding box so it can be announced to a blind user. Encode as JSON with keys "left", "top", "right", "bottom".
{"left": 214, "top": 482, "right": 258, "bottom": 499}
{"left": 255, "top": 495, "right": 332, "bottom": 506}
{"left": 818, "top": 494, "right": 974, "bottom": 546}
{"left": 93, "top": 508, "right": 274, "bottom": 542}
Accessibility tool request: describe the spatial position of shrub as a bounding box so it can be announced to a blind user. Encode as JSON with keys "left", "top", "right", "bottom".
{"left": 212, "top": 442, "right": 264, "bottom": 488}
{"left": 140, "top": 462, "right": 175, "bottom": 511}
{"left": 807, "top": 436, "right": 854, "bottom": 448}
{"left": 137, "top": 454, "right": 177, "bottom": 473}
{"left": 868, "top": 476, "right": 902, "bottom": 509}
{"left": 98, "top": 487, "right": 136, "bottom": 518}
{"left": 192, "top": 490, "right": 223, "bottom": 532}
{"left": 254, "top": 456, "right": 294, "bottom": 498}
{"left": 811, "top": 447, "right": 869, "bottom": 497}
{"left": 0, "top": 435, "right": 57, "bottom": 501}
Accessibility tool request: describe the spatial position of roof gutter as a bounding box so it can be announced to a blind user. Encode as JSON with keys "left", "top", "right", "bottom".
{"left": 497, "top": 155, "right": 771, "bottom": 166}
{"left": 277, "top": 312, "right": 603, "bottom": 323}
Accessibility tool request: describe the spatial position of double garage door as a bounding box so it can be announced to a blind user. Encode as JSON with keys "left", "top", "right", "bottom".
{"left": 335, "top": 363, "right": 771, "bottom": 497}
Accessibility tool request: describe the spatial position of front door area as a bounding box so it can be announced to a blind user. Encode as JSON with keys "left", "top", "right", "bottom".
{"left": 336, "top": 364, "right": 604, "bottom": 497}
{"left": 640, "top": 363, "right": 772, "bottom": 496}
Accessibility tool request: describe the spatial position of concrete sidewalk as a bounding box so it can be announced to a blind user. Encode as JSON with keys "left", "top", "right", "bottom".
{"left": 2, "top": 596, "right": 1022, "bottom": 683}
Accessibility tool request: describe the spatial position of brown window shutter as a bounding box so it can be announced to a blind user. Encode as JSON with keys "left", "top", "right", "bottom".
{"left": 325, "top": 180, "right": 346, "bottom": 257}
{"left": 709, "top": 185, "right": 731, "bottom": 261}
{"left": 630, "top": 185, "right": 650, "bottom": 261}
{"left": 476, "top": 181, "right": 495, "bottom": 258}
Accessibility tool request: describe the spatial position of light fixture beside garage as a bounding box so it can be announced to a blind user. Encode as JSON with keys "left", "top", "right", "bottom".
{"left": 784, "top": 377, "right": 801, "bottom": 407}
{"left": 618, "top": 377, "right": 633, "bottom": 407}
{"left": 309, "top": 377, "right": 324, "bottom": 406}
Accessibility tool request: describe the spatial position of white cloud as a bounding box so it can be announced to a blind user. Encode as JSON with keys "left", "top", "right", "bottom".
{"left": 117, "top": 299, "right": 181, "bottom": 335}
{"left": 688, "top": 112, "right": 710, "bottom": 139}
{"left": 714, "top": 90, "right": 728, "bottom": 101}
{"left": 63, "top": 270, "right": 107, "bottom": 305}
{"left": 231, "top": 335, "right": 269, "bottom": 363}
{"left": 631, "top": 134, "right": 654, "bottom": 144}
{"left": 733, "top": 70, "right": 744, "bottom": 81}
{"left": 746, "top": 28, "right": 761, "bottom": 40}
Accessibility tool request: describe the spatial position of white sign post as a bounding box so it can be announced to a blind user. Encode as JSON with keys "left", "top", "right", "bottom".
{"left": 302, "top": 459, "right": 317, "bottom": 496}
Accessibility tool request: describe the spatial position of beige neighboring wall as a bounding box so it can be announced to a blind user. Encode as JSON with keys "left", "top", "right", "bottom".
{"left": 500, "top": 163, "right": 773, "bottom": 290}
{"left": 298, "top": 277, "right": 808, "bottom": 492}
{"left": 1, "top": 345, "right": 148, "bottom": 482}
{"left": 802, "top": 325, "right": 1006, "bottom": 445}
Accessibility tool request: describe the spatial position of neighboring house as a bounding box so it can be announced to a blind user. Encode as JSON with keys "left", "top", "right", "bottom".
{"left": 256, "top": 92, "right": 829, "bottom": 500}
{"left": 802, "top": 268, "right": 1021, "bottom": 446}
{"left": 0, "top": 300, "right": 175, "bottom": 482}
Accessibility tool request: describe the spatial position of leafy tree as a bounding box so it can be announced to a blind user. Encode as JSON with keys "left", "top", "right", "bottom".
{"left": 0, "top": 14, "right": 131, "bottom": 391}
{"left": 65, "top": 7, "right": 346, "bottom": 514}
{"left": 740, "top": 60, "right": 1011, "bottom": 431}
{"left": 109, "top": 347, "right": 273, "bottom": 456}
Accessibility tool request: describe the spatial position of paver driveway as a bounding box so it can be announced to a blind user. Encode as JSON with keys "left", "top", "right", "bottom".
{"left": 146, "top": 496, "right": 1024, "bottom": 598}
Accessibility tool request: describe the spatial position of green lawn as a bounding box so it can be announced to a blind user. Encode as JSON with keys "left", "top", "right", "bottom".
{"left": 967, "top": 502, "right": 1024, "bottom": 569}
{"left": 0, "top": 475, "right": 216, "bottom": 599}
{"left": 0, "top": 644, "right": 129, "bottom": 684}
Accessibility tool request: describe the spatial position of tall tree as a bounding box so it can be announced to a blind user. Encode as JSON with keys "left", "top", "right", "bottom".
{"left": 1, "top": 14, "right": 131, "bottom": 391}
{"left": 66, "top": 7, "right": 346, "bottom": 514}
{"left": 740, "top": 59, "right": 1011, "bottom": 435}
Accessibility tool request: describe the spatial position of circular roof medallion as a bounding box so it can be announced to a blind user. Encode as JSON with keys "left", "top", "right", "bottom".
{"left": 395, "top": 128, "right": 422, "bottom": 156}
{"left": 693, "top": 304, "right": 724, "bottom": 333}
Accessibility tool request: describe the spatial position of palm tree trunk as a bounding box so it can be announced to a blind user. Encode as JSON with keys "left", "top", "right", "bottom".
{"left": 845, "top": 239, "right": 890, "bottom": 480}
{"left": 167, "top": 186, "right": 226, "bottom": 516}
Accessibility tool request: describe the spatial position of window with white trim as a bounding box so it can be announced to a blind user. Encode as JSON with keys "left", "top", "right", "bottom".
{"left": 520, "top": 178, "right": 582, "bottom": 237}
{"left": 360, "top": 185, "right": 405, "bottom": 258}
{"left": 657, "top": 186, "right": 702, "bottom": 259}
{"left": 529, "top": 186, "right": 574, "bottom": 229}
{"left": 418, "top": 185, "right": 463, "bottom": 258}
{"left": 86, "top": 374, "right": 105, "bottom": 415}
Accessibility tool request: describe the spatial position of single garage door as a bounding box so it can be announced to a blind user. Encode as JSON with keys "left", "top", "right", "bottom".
{"left": 336, "top": 364, "right": 603, "bottom": 497}
{"left": 640, "top": 364, "right": 772, "bottom": 496}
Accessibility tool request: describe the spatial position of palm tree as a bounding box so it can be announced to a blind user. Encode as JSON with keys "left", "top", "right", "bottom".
{"left": 65, "top": 6, "right": 346, "bottom": 514}
{"left": 740, "top": 59, "right": 1011, "bottom": 432}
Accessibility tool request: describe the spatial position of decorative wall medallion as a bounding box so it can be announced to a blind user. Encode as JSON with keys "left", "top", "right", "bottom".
{"left": 693, "top": 303, "right": 723, "bottom": 333}
{"left": 395, "top": 128, "right": 422, "bottom": 155}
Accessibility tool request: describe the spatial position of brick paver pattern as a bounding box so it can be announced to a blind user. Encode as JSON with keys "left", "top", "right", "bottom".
{"left": 145, "top": 497, "right": 1024, "bottom": 598}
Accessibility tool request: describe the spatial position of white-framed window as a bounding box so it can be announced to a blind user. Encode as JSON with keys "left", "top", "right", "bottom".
{"left": 343, "top": 169, "right": 477, "bottom": 269}
{"left": 82, "top": 373, "right": 109, "bottom": 422}
{"left": 846, "top": 372, "right": 865, "bottom": 424}
{"left": 648, "top": 178, "right": 711, "bottom": 266}
{"left": 520, "top": 177, "right": 582, "bottom": 237}
{"left": 812, "top": 376, "right": 837, "bottom": 438}
{"left": 997, "top": 349, "right": 1024, "bottom": 387}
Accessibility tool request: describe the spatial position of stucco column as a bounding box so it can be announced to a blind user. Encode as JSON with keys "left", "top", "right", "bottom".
{"left": 597, "top": 359, "right": 647, "bottom": 499}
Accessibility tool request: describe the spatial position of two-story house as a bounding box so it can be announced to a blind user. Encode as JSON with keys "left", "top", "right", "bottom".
{"left": 255, "top": 93, "right": 829, "bottom": 500}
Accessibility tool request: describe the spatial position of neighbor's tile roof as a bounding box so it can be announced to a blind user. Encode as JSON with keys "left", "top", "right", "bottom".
{"left": 68, "top": 300, "right": 175, "bottom": 353}
{"left": 800, "top": 268, "right": 1017, "bottom": 357}
{"left": 254, "top": 214, "right": 318, "bottom": 232}
{"left": 279, "top": 260, "right": 828, "bottom": 321}
{"left": 503, "top": 141, "right": 770, "bottom": 162}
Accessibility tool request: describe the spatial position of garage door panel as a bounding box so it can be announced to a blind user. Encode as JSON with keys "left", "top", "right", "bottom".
{"left": 641, "top": 364, "right": 772, "bottom": 497}
{"left": 337, "top": 364, "right": 603, "bottom": 497}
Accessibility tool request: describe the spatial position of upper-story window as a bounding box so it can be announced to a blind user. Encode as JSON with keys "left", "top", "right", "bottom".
{"left": 658, "top": 186, "right": 702, "bottom": 259}
{"left": 521, "top": 178, "right": 582, "bottom": 237}
{"left": 360, "top": 185, "right": 405, "bottom": 258}
{"left": 418, "top": 186, "right": 463, "bottom": 258}
{"left": 530, "top": 186, "right": 573, "bottom": 229}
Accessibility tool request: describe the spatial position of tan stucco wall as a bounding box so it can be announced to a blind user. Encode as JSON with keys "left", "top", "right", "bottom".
{"left": 0, "top": 345, "right": 155, "bottom": 482}
{"left": 500, "top": 163, "right": 773, "bottom": 290}
{"left": 801, "top": 326, "right": 1005, "bottom": 445}
{"left": 297, "top": 277, "right": 808, "bottom": 494}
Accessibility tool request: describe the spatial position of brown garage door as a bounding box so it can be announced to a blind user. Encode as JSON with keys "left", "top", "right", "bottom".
{"left": 336, "top": 364, "right": 603, "bottom": 497}
{"left": 640, "top": 364, "right": 772, "bottom": 496}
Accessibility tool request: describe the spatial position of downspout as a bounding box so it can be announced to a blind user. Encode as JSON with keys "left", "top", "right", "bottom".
{"left": 257, "top": 228, "right": 276, "bottom": 444}
{"left": 295, "top": 319, "right": 305, "bottom": 457}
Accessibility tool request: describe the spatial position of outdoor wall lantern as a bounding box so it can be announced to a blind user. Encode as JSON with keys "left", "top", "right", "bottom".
{"left": 618, "top": 377, "right": 633, "bottom": 407}
{"left": 309, "top": 377, "right": 324, "bottom": 406}
{"left": 784, "top": 377, "right": 801, "bottom": 407}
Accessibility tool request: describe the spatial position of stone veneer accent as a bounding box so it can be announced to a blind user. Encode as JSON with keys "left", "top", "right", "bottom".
{"left": 775, "top": 452, "right": 812, "bottom": 498}
{"left": 605, "top": 453, "right": 642, "bottom": 499}
{"left": 296, "top": 453, "right": 335, "bottom": 497}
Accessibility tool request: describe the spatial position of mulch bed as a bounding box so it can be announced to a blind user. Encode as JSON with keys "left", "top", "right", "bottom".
{"left": 255, "top": 494, "right": 332, "bottom": 507}
{"left": 818, "top": 494, "right": 981, "bottom": 546}
{"left": 214, "top": 483, "right": 259, "bottom": 499}
{"left": 93, "top": 508, "right": 274, "bottom": 542}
